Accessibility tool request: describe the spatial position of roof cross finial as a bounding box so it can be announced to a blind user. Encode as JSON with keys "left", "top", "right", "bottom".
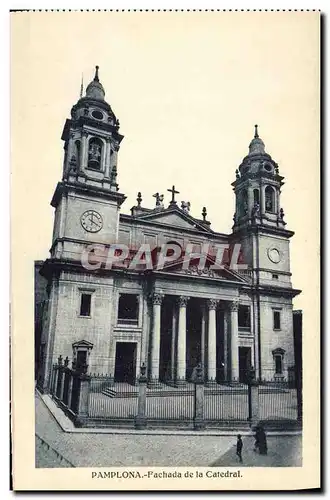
{"left": 254, "top": 124, "right": 259, "bottom": 138}
{"left": 167, "top": 185, "right": 180, "bottom": 206}
{"left": 94, "top": 65, "right": 99, "bottom": 82}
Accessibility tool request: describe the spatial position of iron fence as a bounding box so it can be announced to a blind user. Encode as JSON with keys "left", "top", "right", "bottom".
{"left": 48, "top": 358, "right": 302, "bottom": 429}
{"left": 258, "top": 380, "right": 298, "bottom": 422}
{"left": 145, "top": 378, "right": 194, "bottom": 422}
{"left": 204, "top": 380, "right": 249, "bottom": 422}
{"left": 88, "top": 374, "right": 138, "bottom": 420}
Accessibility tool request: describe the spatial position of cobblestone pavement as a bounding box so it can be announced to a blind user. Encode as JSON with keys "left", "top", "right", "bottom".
{"left": 35, "top": 393, "right": 233, "bottom": 467}
{"left": 35, "top": 393, "right": 302, "bottom": 468}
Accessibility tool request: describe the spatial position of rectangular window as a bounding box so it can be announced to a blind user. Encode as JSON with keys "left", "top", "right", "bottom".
{"left": 118, "top": 294, "right": 139, "bottom": 325}
{"left": 272, "top": 274, "right": 279, "bottom": 280}
{"left": 238, "top": 305, "right": 251, "bottom": 329}
{"left": 273, "top": 310, "right": 281, "bottom": 330}
{"left": 80, "top": 293, "right": 92, "bottom": 317}
{"left": 275, "top": 355, "right": 282, "bottom": 374}
{"left": 76, "top": 350, "right": 87, "bottom": 369}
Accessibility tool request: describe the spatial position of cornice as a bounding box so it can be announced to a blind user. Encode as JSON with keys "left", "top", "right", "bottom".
{"left": 50, "top": 181, "right": 126, "bottom": 208}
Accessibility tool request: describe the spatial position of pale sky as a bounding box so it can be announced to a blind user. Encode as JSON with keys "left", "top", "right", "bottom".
{"left": 11, "top": 11, "right": 320, "bottom": 313}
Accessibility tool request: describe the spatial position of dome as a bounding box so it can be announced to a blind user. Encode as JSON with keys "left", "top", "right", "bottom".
{"left": 85, "top": 65, "right": 105, "bottom": 101}
{"left": 248, "top": 125, "right": 266, "bottom": 155}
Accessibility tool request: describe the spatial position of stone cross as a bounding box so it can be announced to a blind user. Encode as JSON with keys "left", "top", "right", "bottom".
{"left": 167, "top": 185, "right": 180, "bottom": 205}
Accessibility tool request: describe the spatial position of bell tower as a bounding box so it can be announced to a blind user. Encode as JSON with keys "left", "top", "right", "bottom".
{"left": 232, "top": 125, "right": 286, "bottom": 232}
{"left": 50, "top": 66, "right": 126, "bottom": 261}
{"left": 230, "top": 125, "right": 295, "bottom": 287}
{"left": 230, "top": 126, "right": 300, "bottom": 381}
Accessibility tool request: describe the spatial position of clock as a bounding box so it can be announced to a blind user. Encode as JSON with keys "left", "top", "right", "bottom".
{"left": 267, "top": 247, "right": 281, "bottom": 264}
{"left": 81, "top": 210, "right": 103, "bottom": 233}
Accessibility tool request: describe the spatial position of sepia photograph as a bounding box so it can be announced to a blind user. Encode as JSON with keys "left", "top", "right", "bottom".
{"left": 11, "top": 9, "right": 320, "bottom": 491}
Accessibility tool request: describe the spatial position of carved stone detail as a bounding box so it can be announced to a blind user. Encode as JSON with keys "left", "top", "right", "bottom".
{"left": 183, "top": 265, "right": 217, "bottom": 278}
{"left": 151, "top": 293, "right": 164, "bottom": 306}
{"left": 207, "top": 298, "right": 218, "bottom": 310}
{"left": 230, "top": 300, "right": 239, "bottom": 312}
{"left": 177, "top": 296, "right": 190, "bottom": 308}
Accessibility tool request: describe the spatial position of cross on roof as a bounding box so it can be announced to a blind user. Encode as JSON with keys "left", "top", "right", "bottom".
{"left": 167, "top": 185, "right": 180, "bottom": 205}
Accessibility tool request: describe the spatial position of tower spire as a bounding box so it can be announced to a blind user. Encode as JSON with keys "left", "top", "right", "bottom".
{"left": 94, "top": 65, "right": 99, "bottom": 82}
{"left": 254, "top": 124, "right": 259, "bottom": 138}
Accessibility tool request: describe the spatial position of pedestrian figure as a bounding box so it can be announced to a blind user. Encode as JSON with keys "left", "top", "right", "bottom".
{"left": 254, "top": 426, "right": 260, "bottom": 453}
{"left": 236, "top": 434, "right": 243, "bottom": 463}
{"left": 258, "top": 426, "right": 268, "bottom": 455}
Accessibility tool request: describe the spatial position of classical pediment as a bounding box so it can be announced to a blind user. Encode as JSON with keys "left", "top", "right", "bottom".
{"left": 155, "top": 255, "right": 250, "bottom": 283}
{"left": 136, "top": 207, "right": 212, "bottom": 233}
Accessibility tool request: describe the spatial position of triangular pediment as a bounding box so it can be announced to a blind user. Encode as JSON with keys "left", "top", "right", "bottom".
{"left": 136, "top": 207, "right": 212, "bottom": 233}
{"left": 72, "top": 340, "right": 94, "bottom": 349}
{"left": 154, "top": 254, "right": 249, "bottom": 282}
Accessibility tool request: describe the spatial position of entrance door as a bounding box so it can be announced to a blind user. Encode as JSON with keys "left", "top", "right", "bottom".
{"left": 239, "top": 347, "right": 252, "bottom": 383}
{"left": 114, "top": 342, "right": 137, "bottom": 385}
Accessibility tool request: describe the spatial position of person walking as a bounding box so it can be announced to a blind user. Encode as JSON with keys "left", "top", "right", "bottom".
{"left": 236, "top": 434, "right": 243, "bottom": 463}
{"left": 258, "top": 426, "right": 268, "bottom": 455}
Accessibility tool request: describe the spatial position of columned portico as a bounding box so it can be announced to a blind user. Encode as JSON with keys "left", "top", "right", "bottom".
{"left": 147, "top": 291, "right": 243, "bottom": 385}
{"left": 150, "top": 293, "right": 163, "bottom": 382}
{"left": 207, "top": 299, "right": 218, "bottom": 382}
{"left": 176, "top": 295, "right": 190, "bottom": 384}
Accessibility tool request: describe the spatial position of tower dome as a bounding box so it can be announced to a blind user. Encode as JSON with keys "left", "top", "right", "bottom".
{"left": 85, "top": 65, "right": 105, "bottom": 100}
{"left": 248, "top": 124, "right": 265, "bottom": 155}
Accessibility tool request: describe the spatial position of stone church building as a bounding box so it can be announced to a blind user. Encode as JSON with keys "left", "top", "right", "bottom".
{"left": 37, "top": 67, "right": 301, "bottom": 390}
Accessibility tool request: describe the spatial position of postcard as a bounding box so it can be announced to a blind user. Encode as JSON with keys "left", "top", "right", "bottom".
{"left": 11, "top": 10, "right": 320, "bottom": 491}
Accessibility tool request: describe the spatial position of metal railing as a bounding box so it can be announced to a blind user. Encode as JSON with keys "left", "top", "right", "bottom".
{"left": 49, "top": 358, "right": 302, "bottom": 429}
{"left": 88, "top": 375, "right": 138, "bottom": 420}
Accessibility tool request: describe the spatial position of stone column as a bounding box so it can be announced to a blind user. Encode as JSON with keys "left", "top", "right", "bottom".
{"left": 223, "top": 308, "right": 229, "bottom": 380}
{"left": 176, "top": 296, "right": 189, "bottom": 384}
{"left": 81, "top": 131, "right": 88, "bottom": 170}
{"left": 135, "top": 363, "right": 148, "bottom": 429}
{"left": 207, "top": 299, "right": 218, "bottom": 383}
{"left": 110, "top": 144, "right": 119, "bottom": 184}
{"left": 50, "top": 365, "right": 57, "bottom": 395}
{"left": 67, "top": 132, "right": 75, "bottom": 173}
{"left": 170, "top": 302, "right": 177, "bottom": 383}
{"left": 149, "top": 293, "right": 163, "bottom": 384}
{"left": 252, "top": 296, "right": 260, "bottom": 377}
{"left": 248, "top": 377, "right": 260, "bottom": 428}
{"left": 105, "top": 137, "right": 111, "bottom": 178}
{"left": 193, "top": 364, "right": 205, "bottom": 430}
{"left": 76, "top": 374, "right": 91, "bottom": 425}
{"left": 230, "top": 300, "right": 240, "bottom": 381}
{"left": 200, "top": 305, "right": 206, "bottom": 376}
{"left": 67, "top": 373, "right": 74, "bottom": 410}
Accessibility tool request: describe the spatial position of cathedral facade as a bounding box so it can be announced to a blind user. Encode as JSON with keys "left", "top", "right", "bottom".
{"left": 38, "top": 67, "right": 301, "bottom": 390}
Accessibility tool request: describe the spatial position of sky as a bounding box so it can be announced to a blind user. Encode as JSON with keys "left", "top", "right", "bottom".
{"left": 11, "top": 11, "right": 320, "bottom": 313}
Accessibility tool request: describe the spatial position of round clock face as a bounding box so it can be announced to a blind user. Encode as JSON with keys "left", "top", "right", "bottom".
{"left": 267, "top": 247, "right": 281, "bottom": 264}
{"left": 81, "top": 210, "right": 103, "bottom": 233}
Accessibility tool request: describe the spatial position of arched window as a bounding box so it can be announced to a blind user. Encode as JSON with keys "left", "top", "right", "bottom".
{"left": 265, "top": 185, "right": 275, "bottom": 213}
{"left": 272, "top": 348, "right": 285, "bottom": 377}
{"left": 241, "top": 189, "right": 248, "bottom": 216}
{"left": 88, "top": 137, "right": 103, "bottom": 170}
